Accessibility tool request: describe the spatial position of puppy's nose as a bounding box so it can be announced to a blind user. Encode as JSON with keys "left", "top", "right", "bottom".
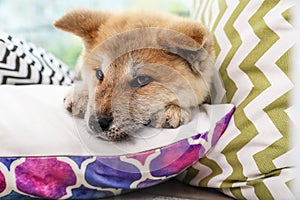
{"left": 97, "top": 115, "right": 112, "bottom": 131}
{"left": 89, "top": 115, "right": 112, "bottom": 131}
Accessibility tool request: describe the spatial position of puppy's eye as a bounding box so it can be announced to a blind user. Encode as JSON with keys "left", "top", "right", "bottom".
{"left": 95, "top": 68, "right": 104, "bottom": 81}
{"left": 130, "top": 74, "right": 154, "bottom": 88}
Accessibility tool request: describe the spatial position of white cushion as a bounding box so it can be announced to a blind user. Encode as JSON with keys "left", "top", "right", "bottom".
{"left": 0, "top": 85, "right": 235, "bottom": 156}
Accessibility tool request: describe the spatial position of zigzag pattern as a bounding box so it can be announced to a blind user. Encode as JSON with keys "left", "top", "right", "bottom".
{"left": 182, "top": 0, "right": 296, "bottom": 199}
{"left": 0, "top": 31, "right": 74, "bottom": 85}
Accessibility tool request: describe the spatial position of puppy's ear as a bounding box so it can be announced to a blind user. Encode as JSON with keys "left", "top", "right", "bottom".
{"left": 158, "top": 21, "right": 214, "bottom": 74}
{"left": 54, "top": 9, "right": 111, "bottom": 48}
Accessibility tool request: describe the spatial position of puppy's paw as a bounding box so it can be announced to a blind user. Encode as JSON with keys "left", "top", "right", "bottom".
{"left": 64, "top": 92, "right": 74, "bottom": 113}
{"left": 152, "top": 105, "right": 192, "bottom": 129}
{"left": 63, "top": 88, "right": 88, "bottom": 118}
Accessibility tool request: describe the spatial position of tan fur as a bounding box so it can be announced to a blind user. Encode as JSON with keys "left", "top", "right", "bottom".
{"left": 55, "top": 9, "right": 215, "bottom": 141}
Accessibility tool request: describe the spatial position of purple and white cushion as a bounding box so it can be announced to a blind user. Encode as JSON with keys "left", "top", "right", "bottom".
{"left": 0, "top": 85, "right": 234, "bottom": 199}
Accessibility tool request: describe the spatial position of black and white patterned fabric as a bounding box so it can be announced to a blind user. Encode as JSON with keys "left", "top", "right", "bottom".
{"left": 0, "top": 31, "right": 75, "bottom": 85}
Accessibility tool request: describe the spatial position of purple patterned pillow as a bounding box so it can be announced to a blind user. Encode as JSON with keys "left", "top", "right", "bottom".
{"left": 0, "top": 85, "right": 235, "bottom": 199}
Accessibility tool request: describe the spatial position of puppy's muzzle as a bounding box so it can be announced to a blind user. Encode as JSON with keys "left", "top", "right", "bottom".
{"left": 88, "top": 115, "right": 112, "bottom": 132}
{"left": 88, "top": 115, "right": 129, "bottom": 141}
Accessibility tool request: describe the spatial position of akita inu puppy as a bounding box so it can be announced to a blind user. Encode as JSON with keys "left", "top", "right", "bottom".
{"left": 54, "top": 9, "right": 214, "bottom": 141}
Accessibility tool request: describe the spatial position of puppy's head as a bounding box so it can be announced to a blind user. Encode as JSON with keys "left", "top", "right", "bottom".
{"left": 55, "top": 9, "right": 215, "bottom": 141}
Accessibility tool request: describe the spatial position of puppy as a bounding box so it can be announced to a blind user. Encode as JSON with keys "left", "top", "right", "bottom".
{"left": 54, "top": 9, "right": 215, "bottom": 141}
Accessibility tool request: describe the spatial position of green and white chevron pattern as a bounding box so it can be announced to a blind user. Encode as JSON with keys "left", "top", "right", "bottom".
{"left": 180, "top": 0, "right": 296, "bottom": 199}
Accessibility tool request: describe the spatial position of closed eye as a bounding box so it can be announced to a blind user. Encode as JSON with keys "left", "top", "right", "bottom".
{"left": 129, "top": 74, "right": 154, "bottom": 88}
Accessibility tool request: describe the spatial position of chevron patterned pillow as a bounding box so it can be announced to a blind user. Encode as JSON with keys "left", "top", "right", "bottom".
{"left": 0, "top": 31, "right": 75, "bottom": 85}
{"left": 178, "top": 0, "right": 296, "bottom": 199}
